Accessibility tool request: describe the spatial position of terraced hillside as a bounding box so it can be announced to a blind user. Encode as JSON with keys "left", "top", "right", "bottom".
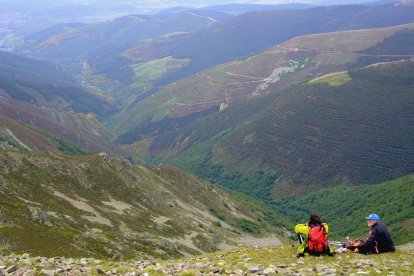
{"left": 115, "top": 23, "right": 414, "bottom": 139}
{"left": 0, "top": 150, "right": 288, "bottom": 259}
{"left": 146, "top": 60, "right": 414, "bottom": 199}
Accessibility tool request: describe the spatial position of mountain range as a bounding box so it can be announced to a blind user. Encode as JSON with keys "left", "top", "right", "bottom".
{"left": 1, "top": 0, "right": 414, "bottom": 259}
{"left": 113, "top": 23, "right": 414, "bottom": 200}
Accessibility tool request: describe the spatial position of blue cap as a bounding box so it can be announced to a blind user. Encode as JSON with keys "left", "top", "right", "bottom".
{"left": 366, "top": 214, "right": 380, "bottom": 222}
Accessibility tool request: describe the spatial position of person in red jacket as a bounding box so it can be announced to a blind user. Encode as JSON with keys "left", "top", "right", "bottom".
{"left": 354, "top": 214, "right": 395, "bottom": 254}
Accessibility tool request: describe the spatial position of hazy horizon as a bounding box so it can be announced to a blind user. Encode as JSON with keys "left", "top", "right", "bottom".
{"left": 0, "top": 0, "right": 390, "bottom": 9}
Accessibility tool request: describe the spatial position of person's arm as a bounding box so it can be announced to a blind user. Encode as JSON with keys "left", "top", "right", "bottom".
{"left": 322, "top": 223, "right": 329, "bottom": 234}
{"left": 295, "top": 224, "right": 309, "bottom": 254}
{"left": 295, "top": 224, "right": 309, "bottom": 235}
{"left": 356, "top": 230, "right": 376, "bottom": 253}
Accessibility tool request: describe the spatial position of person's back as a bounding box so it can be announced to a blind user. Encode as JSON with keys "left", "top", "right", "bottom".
{"left": 373, "top": 222, "right": 395, "bottom": 253}
{"left": 294, "top": 214, "right": 332, "bottom": 257}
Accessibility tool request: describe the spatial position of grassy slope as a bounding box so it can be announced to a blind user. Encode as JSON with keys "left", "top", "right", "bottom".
{"left": 2, "top": 246, "right": 414, "bottom": 275}
{"left": 0, "top": 150, "right": 287, "bottom": 259}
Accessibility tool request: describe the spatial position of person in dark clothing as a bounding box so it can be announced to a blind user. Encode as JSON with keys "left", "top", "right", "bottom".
{"left": 354, "top": 214, "right": 395, "bottom": 254}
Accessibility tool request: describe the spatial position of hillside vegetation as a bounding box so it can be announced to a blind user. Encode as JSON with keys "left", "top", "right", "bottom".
{"left": 273, "top": 175, "right": 414, "bottom": 244}
{"left": 161, "top": 1, "right": 414, "bottom": 83}
{"left": 0, "top": 150, "right": 288, "bottom": 259}
{"left": 157, "top": 60, "right": 414, "bottom": 199}
{"left": 0, "top": 51, "right": 114, "bottom": 117}
{"left": 115, "top": 23, "right": 414, "bottom": 135}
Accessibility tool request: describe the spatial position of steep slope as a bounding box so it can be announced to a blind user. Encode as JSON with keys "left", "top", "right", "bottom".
{"left": 0, "top": 51, "right": 120, "bottom": 154}
{"left": 0, "top": 51, "right": 115, "bottom": 118}
{"left": 0, "top": 115, "right": 88, "bottom": 154}
{"left": 142, "top": 60, "right": 414, "bottom": 199}
{"left": 0, "top": 150, "right": 288, "bottom": 259}
{"left": 0, "top": 108, "right": 117, "bottom": 155}
{"left": 115, "top": 23, "right": 414, "bottom": 138}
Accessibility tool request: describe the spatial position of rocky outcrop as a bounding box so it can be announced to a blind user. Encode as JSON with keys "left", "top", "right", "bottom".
{"left": 0, "top": 246, "right": 413, "bottom": 275}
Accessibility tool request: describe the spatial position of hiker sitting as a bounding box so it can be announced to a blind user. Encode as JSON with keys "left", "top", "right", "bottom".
{"left": 354, "top": 213, "right": 395, "bottom": 254}
{"left": 294, "top": 214, "right": 333, "bottom": 257}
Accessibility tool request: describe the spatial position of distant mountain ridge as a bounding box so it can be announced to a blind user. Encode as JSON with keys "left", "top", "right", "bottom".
{"left": 159, "top": 1, "right": 414, "bottom": 83}
{"left": 18, "top": 1, "right": 414, "bottom": 109}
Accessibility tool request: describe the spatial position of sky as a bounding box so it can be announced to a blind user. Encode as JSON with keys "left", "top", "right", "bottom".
{"left": 0, "top": 0, "right": 386, "bottom": 7}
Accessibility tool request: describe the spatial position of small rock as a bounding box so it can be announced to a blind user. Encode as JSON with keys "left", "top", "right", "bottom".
{"left": 23, "top": 270, "right": 37, "bottom": 276}
{"left": 276, "top": 264, "right": 288, "bottom": 268}
{"left": 247, "top": 265, "right": 262, "bottom": 273}
{"left": 263, "top": 267, "right": 276, "bottom": 275}
{"left": 96, "top": 267, "right": 106, "bottom": 275}
{"left": 40, "top": 270, "right": 55, "bottom": 276}
{"left": 199, "top": 262, "right": 213, "bottom": 269}
{"left": 29, "top": 207, "right": 52, "bottom": 226}
{"left": 21, "top": 254, "right": 30, "bottom": 260}
{"left": 6, "top": 265, "right": 18, "bottom": 273}
{"left": 211, "top": 268, "right": 221, "bottom": 273}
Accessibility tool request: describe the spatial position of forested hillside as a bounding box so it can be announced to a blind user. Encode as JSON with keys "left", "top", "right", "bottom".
{"left": 273, "top": 175, "right": 414, "bottom": 244}
{"left": 160, "top": 61, "right": 414, "bottom": 198}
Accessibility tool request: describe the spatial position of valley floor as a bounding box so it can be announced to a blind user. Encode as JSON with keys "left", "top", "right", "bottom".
{"left": 1, "top": 245, "right": 413, "bottom": 275}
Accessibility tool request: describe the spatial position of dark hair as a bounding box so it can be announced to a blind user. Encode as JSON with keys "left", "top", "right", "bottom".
{"left": 309, "top": 214, "right": 322, "bottom": 226}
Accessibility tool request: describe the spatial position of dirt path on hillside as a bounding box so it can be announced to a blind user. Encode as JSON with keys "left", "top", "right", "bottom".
{"left": 268, "top": 46, "right": 414, "bottom": 58}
